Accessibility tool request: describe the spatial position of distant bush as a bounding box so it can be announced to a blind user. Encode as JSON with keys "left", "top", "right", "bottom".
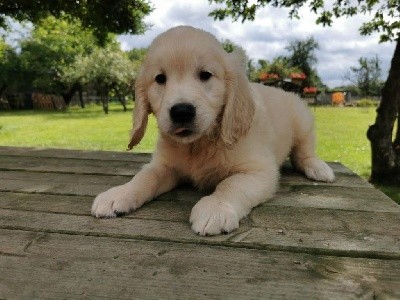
{"left": 355, "top": 98, "right": 379, "bottom": 107}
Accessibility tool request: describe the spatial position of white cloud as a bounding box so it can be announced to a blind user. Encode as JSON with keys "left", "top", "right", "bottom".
{"left": 118, "top": 0, "right": 395, "bottom": 88}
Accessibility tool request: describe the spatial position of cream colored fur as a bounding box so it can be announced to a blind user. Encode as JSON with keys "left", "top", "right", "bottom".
{"left": 91, "top": 26, "right": 335, "bottom": 236}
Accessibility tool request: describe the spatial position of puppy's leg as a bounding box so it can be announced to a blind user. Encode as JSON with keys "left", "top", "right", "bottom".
{"left": 190, "top": 166, "right": 278, "bottom": 236}
{"left": 91, "top": 163, "right": 179, "bottom": 218}
{"left": 291, "top": 129, "right": 335, "bottom": 183}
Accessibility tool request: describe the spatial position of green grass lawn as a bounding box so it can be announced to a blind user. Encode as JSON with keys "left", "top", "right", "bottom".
{"left": 311, "top": 106, "right": 375, "bottom": 178}
{"left": 0, "top": 103, "right": 158, "bottom": 153}
{"left": 0, "top": 103, "right": 399, "bottom": 203}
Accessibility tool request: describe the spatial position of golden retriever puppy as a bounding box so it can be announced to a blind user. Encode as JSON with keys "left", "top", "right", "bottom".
{"left": 91, "top": 26, "right": 335, "bottom": 235}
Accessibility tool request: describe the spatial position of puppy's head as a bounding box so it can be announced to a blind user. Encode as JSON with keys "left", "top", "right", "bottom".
{"left": 128, "top": 26, "right": 254, "bottom": 150}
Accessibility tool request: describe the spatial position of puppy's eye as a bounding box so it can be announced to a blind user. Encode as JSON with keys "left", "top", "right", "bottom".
{"left": 155, "top": 74, "right": 167, "bottom": 84}
{"left": 199, "top": 71, "right": 212, "bottom": 81}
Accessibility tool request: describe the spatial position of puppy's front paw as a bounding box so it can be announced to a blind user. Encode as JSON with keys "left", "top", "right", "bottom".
{"left": 91, "top": 184, "right": 138, "bottom": 218}
{"left": 303, "top": 158, "right": 335, "bottom": 183}
{"left": 190, "top": 196, "right": 239, "bottom": 236}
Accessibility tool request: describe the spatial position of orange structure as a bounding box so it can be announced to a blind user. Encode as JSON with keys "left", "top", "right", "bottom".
{"left": 331, "top": 92, "right": 345, "bottom": 106}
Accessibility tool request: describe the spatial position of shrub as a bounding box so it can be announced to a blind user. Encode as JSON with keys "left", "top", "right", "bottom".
{"left": 356, "top": 98, "right": 379, "bottom": 107}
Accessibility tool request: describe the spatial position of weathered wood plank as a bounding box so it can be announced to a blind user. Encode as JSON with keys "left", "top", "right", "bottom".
{"left": 0, "top": 169, "right": 369, "bottom": 199}
{"left": 1, "top": 170, "right": 398, "bottom": 212}
{"left": 1, "top": 146, "right": 400, "bottom": 298}
{"left": 0, "top": 146, "right": 151, "bottom": 162}
{"left": 0, "top": 145, "right": 359, "bottom": 184}
{"left": 0, "top": 164, "right": 369, "bottom": 193}
{"left": 0, "top": 170, "right": 129, "bottom": 196}
{"left": 0, "top": 147, "right": 350, "bottom": 174}
{"left": 1, "top": 192, "right": 399, "bottom": 237}
{"left": 0, "top": 155, "right": 143, "bottom": 176}
{"left": 0, "top": 208, "right": 399, "bottom": 259}
{"left": 1, "top": 229, "right": 399, "bottom": 299}
{"left": 280, "top": 167, "right": 372, "bottom": 187}
{"left": 268, "top": 185, "right": 400, "bottom": 212}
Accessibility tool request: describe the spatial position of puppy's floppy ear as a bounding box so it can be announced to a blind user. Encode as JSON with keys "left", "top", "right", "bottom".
{"left": 221, "top": 51, "right": 255, "bottom": 148}
{"left": 128, "top": 69, "right": 151, "bottom": 150}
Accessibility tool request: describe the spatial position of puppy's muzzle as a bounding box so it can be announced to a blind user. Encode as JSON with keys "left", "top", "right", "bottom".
{"left": 169, "top": 103, "right": 196, "bottom": 137}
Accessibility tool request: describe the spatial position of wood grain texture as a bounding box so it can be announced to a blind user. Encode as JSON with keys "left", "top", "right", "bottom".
{"left": 0, "top": 146, "right": 399, "bottom": 298}
{"left": 1, "top": 229, "right": 399, "bottom": 299}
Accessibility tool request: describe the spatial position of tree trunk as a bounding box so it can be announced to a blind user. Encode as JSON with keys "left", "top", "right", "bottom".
{"left": 101, "top": 87, "right": 109, "bottom": 114}
{"left": 78, "top": 84, "right": 85, "bottom": 108}
{"left": 0, "top": 83, "right": 7, "bottom": 99}
{"left": 367, "top": 39, "right": 400, "bottom": 184}
{"left": 62, "top": 82, "right": 80, "bottom": 106}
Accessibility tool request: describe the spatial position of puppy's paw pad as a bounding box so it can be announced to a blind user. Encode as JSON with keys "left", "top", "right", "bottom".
{"left": 304, "top": 159, "right": 335, "bottom": 183}
{"left": 190, "top": 196, "right": 239, "bottom": 236}
{"left": 91, "top": 185, "right": 136, "bottom": 218}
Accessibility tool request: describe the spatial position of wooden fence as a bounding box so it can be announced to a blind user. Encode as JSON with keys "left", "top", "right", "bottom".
{"left": 31, "top": 93, "right": 66, "bottom": 110}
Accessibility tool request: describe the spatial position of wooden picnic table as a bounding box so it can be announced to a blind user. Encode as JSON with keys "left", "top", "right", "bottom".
{"left": 0, "top": 146, "right": 399, "bottom": 299}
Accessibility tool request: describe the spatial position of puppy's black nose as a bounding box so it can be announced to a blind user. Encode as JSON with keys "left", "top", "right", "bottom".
{"left": 170, "top": 103, "right": 196, "bottom": 123}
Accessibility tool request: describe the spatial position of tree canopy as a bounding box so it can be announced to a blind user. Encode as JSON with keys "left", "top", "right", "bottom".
{"left": 63, "top": 47, "right": 138, "bottom": 113}
{"left": 209, "top": 0, "right": 399, "bottom": 42}
{"left": 18, "top": 15, "right": 99, "bottom": 101}
{"left": 1, "top": 14, "right": 146, "bottom": 110}
{"left": 346, "top": 56, "right": 383, "bottom": 97}
{"left": 0, "top": 37, "right": 19, "bottom": 98}
{"left": 0, "top": 0, "right": 153, "bottom": 44}
{"left": 285, "top": 37, "right": 322, "bottom": 88}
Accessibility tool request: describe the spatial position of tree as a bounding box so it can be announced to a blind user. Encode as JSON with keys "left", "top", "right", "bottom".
{"left": 255, "top": 56, "right": 301, "bottom": 79}
{"left": 18, "top": 15, "right": 98, "bottom": 105}
{"left": 0, "top": 38, "right": 19, "bottom": 99}
{"left": 247, "top": 37, "right": 323, "bottom": 94}
{"left": 285, "top": 37, "right": 322, "bottom": 88}
{"left": 346, "top": 56, "right": 383, "bottom": 97}
{"left": 209, "top": 0, "right": 400, "bottom": 184}
{"left": 64, "top": 48, "right": 137, "bottom": 113}
{"left": 0, "top": 0, "right": 152, "bottom": 45}
{"left": 127, "top": 47, "right": 147, "bottom": 62}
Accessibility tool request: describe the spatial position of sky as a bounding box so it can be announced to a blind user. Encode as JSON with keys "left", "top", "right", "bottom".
{"left": 118, "top": 0, "right": 396, "bottom": 88}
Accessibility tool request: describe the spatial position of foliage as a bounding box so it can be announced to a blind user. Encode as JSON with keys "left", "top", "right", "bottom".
{"left": 18, "top": 15, "right": 98, "bottom": 97}
{"left": 0, "top": 0, "right": 153, "bottom": 45}
{"left": 1, "top": 15, "right": 147, "bottom": 109}
{"left": 246, "top": 36, "right": 322, "bottom": 87}
{"left": 332, "top": 85, "right": 361, "bottom": 97}
{"left": 285, "top": 37, "right": 322, "bottom": 87}
{"left": 63, "top": 47, "right": 138, "bottom": 102}
{"left": 303, "top": 87, "right": 317, "bottom": 94}
{"left": 0, "top": 38, "right": 19, "bottom": 97}
{"left": 127, "top": 47, "right": 147, "bottom": 62}
{"left": 250, "top": 37, "right": 323, "bottom": 87}
{"left": 355, "top": 99, "right": 380, "bottom": 108}
{"left": 345, "top": 56, "right": 384, "bottom": 97}
{"left": 260, "top": 56, "right": 301, "bottom": 79}
{"left": 209, "top": 0, "right": 400, "bottom": 43}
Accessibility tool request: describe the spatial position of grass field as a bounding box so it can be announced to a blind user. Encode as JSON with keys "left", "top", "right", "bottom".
{"left": 312, "top": 106, "right": 375, "bottom": 178}
{"left": 0, "top": 103, "right": 158, "bottom": 153}
{"left": 0, "top": 103, "right": 398, "bottom": 203}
